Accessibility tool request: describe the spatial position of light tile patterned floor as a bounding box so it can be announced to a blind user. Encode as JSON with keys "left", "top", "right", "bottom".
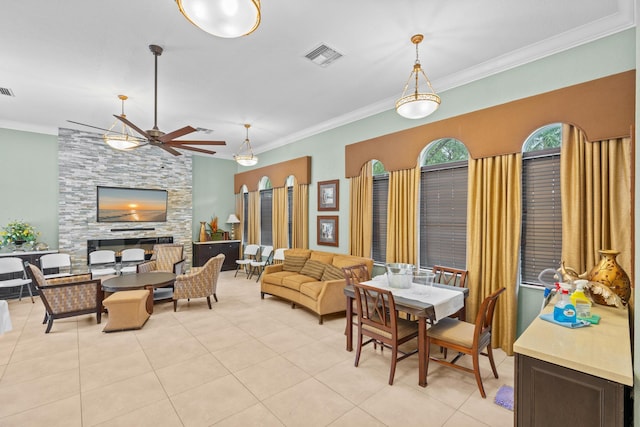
{"left": 0, "top": 271, "right": 515, "bottom": 426}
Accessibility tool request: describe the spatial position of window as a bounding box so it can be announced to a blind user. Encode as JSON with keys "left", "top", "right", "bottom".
{"left": 371, "top": 160, "right": 388, "bottom": 263}
{"left": 521, "top": 124, "right": 562, "bottom": 285}
{"left": 419, "top": 139, "right": 468, "bottom": 269}
{"left": 260, "top": 177, "right": 273, "bottom": 246}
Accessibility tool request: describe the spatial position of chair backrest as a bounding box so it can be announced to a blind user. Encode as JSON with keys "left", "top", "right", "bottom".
{"left": 342, "top": 264, "right": 371, "bottom": 286}
{"left": 28, "top": 263, "right": 47, "bottom": 287}
{"left": 473, "top": 287, "right": 506, "bottom": 343}
{"left": 150, "top": 243, "right": 184, "bottom": 260}
{"left": 243, "top": 244, "right": 260, "bottom": 258}
{"left": 259, "top": 245, "right": 274, "bottom": 262}
{"left": 0, "top": 257, "right": 27, "bottom": 276}
{"left": 353, "top": 282, "right": 398, "bottom": 339}
{"left": 205, "top": 253, "right": 225, "bottom": 292}
{"left": 432, "top": 265, "right": 468, "bottom": 288}
{"left": 154, "top": 245, "right": 184, "bottom": 272}
{"left": 40, "top": 253, "right": 71, "bottom": 270}
{"left": 273, "top": 248, "right": 287, "bottom": 263}
{"left": 89, "top": 250, "right": 116, "bottom": 265}
{"left": 121, "top": 248, "right": 145, "bottom": 262}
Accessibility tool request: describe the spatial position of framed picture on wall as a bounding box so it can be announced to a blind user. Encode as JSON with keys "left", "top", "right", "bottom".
{"left": 317, "top": 215, "right": 339, "bottom": 246}
{"left": 318, "top": 180, "right": 339, "bottom": 211}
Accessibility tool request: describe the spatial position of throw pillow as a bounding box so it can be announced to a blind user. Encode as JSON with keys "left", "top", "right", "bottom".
{"left": 299, "top": 259, "right": 327, "bottom": 280}
{"left": 321, "top": 264, "right": 345, "bottom": 281}
{"left": 283, "top": 255, "right": 308, "bottom": 273}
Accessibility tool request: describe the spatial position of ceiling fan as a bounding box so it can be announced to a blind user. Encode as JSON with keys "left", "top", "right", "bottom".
{"left": 70, "top": 44, "right": 226, "bottom": 156}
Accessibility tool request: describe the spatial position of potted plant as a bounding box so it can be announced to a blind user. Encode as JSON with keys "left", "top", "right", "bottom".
{"left": 1, "top": 220, "right": 39, "bottom": 251}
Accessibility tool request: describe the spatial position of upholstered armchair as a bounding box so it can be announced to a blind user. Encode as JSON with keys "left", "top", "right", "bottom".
{"left": 173, "top": 254, "right": 225, "bottom": 311}
{"left": 28, "top": 264, "right": 104, "bottom": 333}
{"left": 137, "top": 243, "right": 186, "bottom": 275}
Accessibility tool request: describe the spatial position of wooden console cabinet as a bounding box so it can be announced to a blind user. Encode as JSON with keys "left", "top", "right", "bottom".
{"left": 192, "top": 241, "right": 240, "bottom": 271}
{"left": 514, "top": 299, "right": 632, "bottom": 426}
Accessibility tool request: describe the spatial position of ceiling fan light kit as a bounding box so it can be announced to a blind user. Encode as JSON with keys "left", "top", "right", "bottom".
{"left": 103, "top": 95, "right": 145, "bottom": 151}
{"left": 234, "top": 123, "right": 258, "bottom": 166}
{"left": 395, "top": 34, "right": 441, "bottom": 120}
{"left": 176, "top": 0, "right": 261, "bottom": 38}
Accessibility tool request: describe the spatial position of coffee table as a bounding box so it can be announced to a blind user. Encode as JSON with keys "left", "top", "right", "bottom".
{"left": 102, "top": 272, "right": 176, "bottom": 314}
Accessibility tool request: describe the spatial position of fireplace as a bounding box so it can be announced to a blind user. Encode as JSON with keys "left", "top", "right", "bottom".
{"left": 86, "top": 236, "right": 173, "bottom": 264}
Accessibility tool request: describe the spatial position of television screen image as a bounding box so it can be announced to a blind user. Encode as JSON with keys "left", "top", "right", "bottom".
{"left": 97, "top": 187, "right": 168, "bottom": 222}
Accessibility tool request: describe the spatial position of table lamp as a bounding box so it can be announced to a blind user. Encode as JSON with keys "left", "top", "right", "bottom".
{"left": 226, "top": 214, "right": 241, "bottom": 240}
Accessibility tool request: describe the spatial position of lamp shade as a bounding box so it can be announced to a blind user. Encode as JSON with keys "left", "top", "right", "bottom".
{"left": 176, "top": 0, "right": 261, "bottom": 38}
{"left": 226, "top": 214, "right": 241, "bottom": 224}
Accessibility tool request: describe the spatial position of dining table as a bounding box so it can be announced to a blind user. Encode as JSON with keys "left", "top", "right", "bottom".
{"left": 344, "top": 276, "right": 469, "bottom": 387}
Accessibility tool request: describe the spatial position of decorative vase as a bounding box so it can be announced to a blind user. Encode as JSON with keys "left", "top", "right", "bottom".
{"left": 199, "top": 222, "right": 208, "bottom": 242}
{"left": 13, "top": 240, "right": 26, "bottom": 252}
{"left": 586, "top": 249, "right": 631, "bottom": 306}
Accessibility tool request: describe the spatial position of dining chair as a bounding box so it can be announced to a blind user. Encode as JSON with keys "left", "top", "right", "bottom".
{"left": 39, "top": 253, "right": 72, "bottom": 279}
{"left": 352, "top": 282, "right": 419, "bottom": 385}
{"left": 88, "top": 250, "right": 117, "bottom": 278}
{"left": 432, "top": 265, "right": 468, "bottom": 320}
{"left": 0, "top": 257, "right": 33, "bottom": 302}
{"left": 234, "top": 244, "right": 260, "bottom": 278}
{"left": 119, "top": 248, "right": 146, "bottom": 274}
{"left": 28, "top": 264, "right": 104, "bottom": 333}
{"left": 342, "top": 264, "right": 372, "bottom": 333}
{"left": 425, "top": 287, "right": 506, "bottom": 398}
{"left": 173, "top": 254, "right": 225, "bottom": 311}
{"left": 249, "top": 245, "right": 274, "bottom": 282}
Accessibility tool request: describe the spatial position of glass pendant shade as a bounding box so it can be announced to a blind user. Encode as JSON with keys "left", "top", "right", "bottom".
{"left": 234, "top": 123, "right": 258, "bottom": 166}
{"left": 395, "top": 34, "right": 441, "bottom": 120}
{"left": 176, "top": 0, "right": 261, "bottom": 38}
{"left": 103, "top": 95, "right": 144, "bottom": 151}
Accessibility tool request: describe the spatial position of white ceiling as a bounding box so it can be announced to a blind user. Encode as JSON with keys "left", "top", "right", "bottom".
{"left": 0, "top": 1, "right": 634, "bottom": 159}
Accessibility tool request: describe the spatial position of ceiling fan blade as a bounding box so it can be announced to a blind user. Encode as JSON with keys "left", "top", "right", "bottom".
{"left": 165, "top": 140, "right": 226, "bottom": 146}
{"left": 113, "top": 115, "right": 151, "bottom": 140}
{"left": 158, "top": 126, "right": 196, "bottom": 143}
{"left": 159, "top": 144, "right": 182, "bottom": 156}
{"left": 169, "top": 145, "right": 217, "bottom": 155}
{"left": 66, "top": 120, "right": 114, "bottom": 134}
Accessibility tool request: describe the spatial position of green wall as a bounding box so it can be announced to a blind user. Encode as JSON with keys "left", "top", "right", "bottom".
{"left": 0, "top": 129, "right": 58, "bottom": 247}
{"left": 192, "top": 155, "right": 238, "bottom": 241}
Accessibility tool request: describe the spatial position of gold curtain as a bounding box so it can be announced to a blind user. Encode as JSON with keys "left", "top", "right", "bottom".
{"left": 235, "top": 193, "right": 244, "bottom": 255}
{"left": 272, "top": 186, "right": 289, "bottom": 249}
{"left": 292, "top": 182, "right": 309, "bottom": 248}
{"left": 386, "top": 166, "right": 420, "bottom": 264}
{"left": 467, "top": 153, "right": 521, "bottom": 355}
{"left": 560, "top": 124, "right": 633, "bottom": 279}
{"left": 349, "top": 162, "right": 373, "bottom": 257}
{"left": 248, "top": 191, "right": 261, "bottom": 244}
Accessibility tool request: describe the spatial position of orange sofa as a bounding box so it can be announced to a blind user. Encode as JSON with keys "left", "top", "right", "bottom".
{"left": 260, "top": 249, "right": 373, "bottom": 324}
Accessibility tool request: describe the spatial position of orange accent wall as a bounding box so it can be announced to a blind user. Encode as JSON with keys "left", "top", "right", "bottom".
{"left": 234, "top": 156, "right": 311, "bottom": 193}
{"left": 345, "top": 71, "right": 635, "bottom": 177}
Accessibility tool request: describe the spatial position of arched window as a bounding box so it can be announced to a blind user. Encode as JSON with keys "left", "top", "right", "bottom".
{"left": 521, "top": 123, "right": 562, "bottom": 285}
{"left": 419, "top": 138, "right": 469, "bottom": 269}
{"left": 371, "top": 160, "right": 388, "bottom": 263}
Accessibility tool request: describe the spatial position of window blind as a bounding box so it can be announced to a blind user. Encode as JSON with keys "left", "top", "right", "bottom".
{"left": 521, "top": 149, "right": 561, "bottom": 285}
{"left": 372, "top": 174, "right": 389, "bottom": 263}
{"left": 419, "top": 161, "right": 467, "bottom": 269}
{"left": 260, "top": 189, "right": 273, "bottom": 246}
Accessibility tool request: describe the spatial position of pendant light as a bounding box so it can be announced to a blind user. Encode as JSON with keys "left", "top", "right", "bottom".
{"left": 103, "top": 95, "right": 145, "bottom": 151}
{"left": 234, "top": 123, "right": 258, "bottom": 166}
{"left": 176, "top": 0, "right": 261, "bottom": 38}
{"left": 395, "top": 34, "right": 441, "bottom": 120}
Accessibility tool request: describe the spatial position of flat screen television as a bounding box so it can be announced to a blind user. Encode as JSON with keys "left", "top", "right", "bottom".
{"left": 97, "top": 186, "right": 168, "bottom": 222}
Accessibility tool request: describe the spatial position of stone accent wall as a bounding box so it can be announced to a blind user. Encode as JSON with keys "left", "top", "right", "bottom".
{"left": 58, "top": 128, "right": 192, "bottom": 270}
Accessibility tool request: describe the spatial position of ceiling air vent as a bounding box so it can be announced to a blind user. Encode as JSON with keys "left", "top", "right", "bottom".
{"left": 0, "top": 87, "right": 15, "bottom": 97}
{"left": 305, "top": 44, "right": 343, "bottom": 67}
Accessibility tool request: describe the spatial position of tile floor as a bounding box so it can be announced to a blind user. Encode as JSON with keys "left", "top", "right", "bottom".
{"left": 0, "top": 271, "right": 514, "bottom": 426}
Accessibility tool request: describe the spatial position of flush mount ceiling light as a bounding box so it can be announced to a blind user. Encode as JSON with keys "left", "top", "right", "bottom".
{"left": 234, "top": 123, "right": 258, "bottom": 166}
{"left": 175, "top": 0, "right": 261, "bottom": 38}
{"left": 103, "top": 95, "right": 146, "bottom": 151}
{"left": 395, "top": 34, "right": 441, "bottom": 120}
